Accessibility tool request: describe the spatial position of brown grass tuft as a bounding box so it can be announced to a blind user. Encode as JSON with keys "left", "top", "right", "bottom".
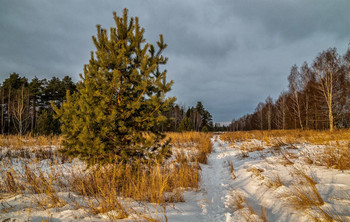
{"left": 265, "top": 173, "right": 284, "bottom": 189}
{"left": 228, "top": 161, "right": 236, "bottom": 179}
{"left": 247, "top": 166, "right": 265, "bottom": 180}
{"left": 228, "top": 190, "right": 268, "bottom": 222}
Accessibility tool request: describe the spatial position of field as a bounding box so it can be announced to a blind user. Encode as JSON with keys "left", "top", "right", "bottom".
{"left": 220, "top": 130, "right": 350, "bottom": 221}
{"left": 1, "top": 130, "right": 350, "bottom": 221}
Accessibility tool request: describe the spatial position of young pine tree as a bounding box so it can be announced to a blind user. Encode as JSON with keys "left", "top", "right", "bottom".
{"left": 54, "top": 9, "right": 175, "bottom": 165}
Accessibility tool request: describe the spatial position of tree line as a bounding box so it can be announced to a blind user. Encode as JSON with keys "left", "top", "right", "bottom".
{"left": 230, "top": 46, "right": 350, "bottom": 131}
{"left": 0, "top": 73, "right": 76, "bottom": 135}
{"left": 163, "top": 101, "right": 213, "bottom": 132}
{"left": 0, "top": 73, "right": 213, "bottom": 135}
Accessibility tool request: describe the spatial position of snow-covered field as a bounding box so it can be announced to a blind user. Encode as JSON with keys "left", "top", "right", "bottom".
{"left": 1, "top": 134, "right": 350, "bottom": 221}
{"left": 170, "top": 135, "right": 350, "bottom": 221}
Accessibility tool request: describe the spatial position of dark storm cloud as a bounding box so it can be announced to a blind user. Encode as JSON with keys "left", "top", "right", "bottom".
{"left": 1, "top": 0, "right": 350, "bottom": 122}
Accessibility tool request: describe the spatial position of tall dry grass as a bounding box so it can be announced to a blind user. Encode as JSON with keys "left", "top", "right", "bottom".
{"left": 301, "top": 145, "right": 350, "bottom": 171}
{"left": 279, "top": 167, "right": 345, "bottom": 221}
{"left": 0, "top": 134, "right": 61, "bottom": 149}
{"left": 222, "top": 130, "right": 350, "bottom": 170}
{"left": 0, "top": 132, "right": 212, "bottom": 220}
{"left": 70, "top": 160, "right": 200, "bottom": 205}
{"left": 166, "top": 132, "right": 212, "bottom": 164}
{"left": 221, "top": 129, "right": 350, "bottom": 146}
{"left": 228, "top": 190, "right": 267, "bottom": 222}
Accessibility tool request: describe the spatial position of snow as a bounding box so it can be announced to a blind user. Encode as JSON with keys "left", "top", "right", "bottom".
{"left": 1, "top": 134, "right": 350, "bottom": 221}
{"left": 199, "top": 137, "right": 234, "bottom": 221}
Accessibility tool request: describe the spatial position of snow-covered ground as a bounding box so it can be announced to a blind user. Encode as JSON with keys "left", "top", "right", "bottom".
{"left": 1, "top": 135, "right": 350, "bottom": 221}
{"left": 157, "top": 135, "right": 350, "bottom": 221}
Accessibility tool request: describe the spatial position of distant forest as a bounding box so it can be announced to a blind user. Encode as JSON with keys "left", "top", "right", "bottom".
{"left": 4, "top": 46, "right": 349, "bottom": 134}
{"left": 0, "top": 73, "right": 216, "bottom": 135}
{"left": 230, "top": 47, "right": 350, "bottom": 131}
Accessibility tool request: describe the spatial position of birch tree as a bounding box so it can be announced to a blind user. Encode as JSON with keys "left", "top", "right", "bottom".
{"left": 313, "top": 48, "right": 342, "bottom": 131}
{"left": 288, "top": 65, "right": 304, "bottom": 130}
{"left": 11, "top": 85, "right": 29, "bottom": 135}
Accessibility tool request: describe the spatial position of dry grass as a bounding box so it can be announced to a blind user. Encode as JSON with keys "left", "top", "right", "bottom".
{"left": 228, "top": 161, "right": 236, "bottom": 179}
{"left": 222, "top": 130, "right": 350, "bottom": 221}
{"left": 279, "top": 167, "right": 345, "bottom": 221}
{"left": 0, "top": 134, "right": 61, "bottom": 149}
{"left": 237, "top": 150, "right": 250, "bottom": 159}
{"left": 0, "top": 132, "right": 212, "bottom": 220}
{"left": 285, "top": 181, "right": 324, "bottom": 210}
{"left": 265, "top": 173, "right": 284, "bottom": 189}
{"left": 246, "top": 204, "right": 268, "bottom": 222}
{"left": 228, "top": 190, "right": 267, "bottom": 222}
{"left": 167, "top": 132, "right": 212, "bottom": 146}
{"left": 247, "top": 166, "right": 265, "bottom": 180}
{"left": 222, "top": 130, "right": 350, "bottom": 170}
{"left": 229, "top": 191, "right": 245, "bottom": 211}
{"left": 238, "top": 143, "right": 264, "bottom": 153}
{"left": 301, "top": 145, "right": 350, "bottom": 170}
{"left": 292, "top": 167, "right": 317, "bottom": 186}
{"left": 278, "top": 149, "right": 295, "bottom": 165}
{"left": 283, "top": 182, "right": 344, "bottom": 221}
{"left": 0, "top": 159, "right": 66, "bottom": 209}
{"left": 222, "top": 129, "right": 350, "bottom": 146}
{"left": 166, "top": 132, "right": 212, "bottom": 164}
{"left": 220, "top": 131, "right": 258, "bottom": 143}
{"left": 70, "top": 160, "right": 199, "bottom": 205}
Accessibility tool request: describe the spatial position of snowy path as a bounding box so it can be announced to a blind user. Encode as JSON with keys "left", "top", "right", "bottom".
{"left": 200, "top": 135, "right": 233, "bottom": 221}
{"left": 167, "top": 135, "right": 236, "bottom": 222}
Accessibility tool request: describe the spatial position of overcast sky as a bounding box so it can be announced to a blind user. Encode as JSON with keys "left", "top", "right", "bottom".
{"left": 1, "top": 0, "right": 350, "bottom": 123}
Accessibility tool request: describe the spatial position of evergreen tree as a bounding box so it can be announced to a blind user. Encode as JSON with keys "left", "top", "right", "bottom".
{"left": 54, "top": 9, "right": 175, "bottom": 165}
{"left": 201, "top": 125, "right": 209, "bottom": 132}
{"left": 36, "top": 110, "right": 60, "bottom": 135}
{"left": 195, "top": 101, "right": 213, "bottom": 130}
{"left": 177, "top": 117, "right": 194, "bottom": 132}
{"left": 28, "top": 77, "right": 43, "bottom": 132}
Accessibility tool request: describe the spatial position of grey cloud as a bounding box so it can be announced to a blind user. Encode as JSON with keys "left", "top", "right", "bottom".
{"left": 1, "top": 0, "right": 350, "bottom": 122}
{"left": 220, "top": 0, "right": 350, "bottom": 43}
